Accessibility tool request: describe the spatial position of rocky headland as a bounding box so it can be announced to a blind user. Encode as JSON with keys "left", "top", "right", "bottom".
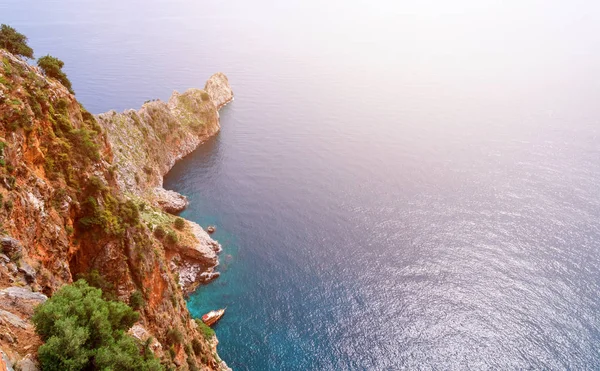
{"left": 0, "top": 48, "right": 233, "bottom": 370}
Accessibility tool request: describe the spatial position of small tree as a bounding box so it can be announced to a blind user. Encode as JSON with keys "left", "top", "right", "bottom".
{"left": 0, "top": 24, "right": 34, "bottom": 58}
{"left": 154, "top": 225, "right": 166, "bottom": 239}
{"left": 129, "top": 290, "right": 144, "bottom": 311}
{"left": 174, "top": 217, "right": 185, "bottom": 230}
{"left": 32, "top": 280, "right": 163, "bottom": 370}
{"left": 37, "top": 54, "right": 74, "bottom": 94}
{"left": 166, "top": 230, "right": 178, "bottom": 245}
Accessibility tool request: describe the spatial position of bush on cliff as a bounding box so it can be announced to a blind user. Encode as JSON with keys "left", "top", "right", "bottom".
{"left": 129, "top": 290, "right": 144, "bottom": 310}
{"left": 166, "top": 230, "right": 178, "bottom": 245}
{"left": 37, "top": 54, "right": 74, "bottom": 94}
{"left": 174, "top": 217, "right": 185, "bottom": 230}
{"left": 32, "top": 280, "right": 162, "bottom": 371}
{"left": 0, "top": 24, "right": 34, "bottom": 58}
{"left": 195, "top": 319, "right": 215, "bottom": 340}
{"left": 154, "top": 225, "right": 166, "bottom": 239}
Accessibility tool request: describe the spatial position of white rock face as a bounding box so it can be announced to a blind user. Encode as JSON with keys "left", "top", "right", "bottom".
{"left": 129, "top": 324, "right": 163, "bottom": 353}
{"left": 0, "top": 287, "right": 47, "bottom": 303}
{"left": 154, "top": 187, "right": 189, "bottom": 213}
{"left": 204, "top": 72, "right": 234, "bottom": 109}
{"left": 0, "top": 309, "right": 30, "bottom": 329}
{"left": 171, "top": 221, "right": 223, "bottom": 293}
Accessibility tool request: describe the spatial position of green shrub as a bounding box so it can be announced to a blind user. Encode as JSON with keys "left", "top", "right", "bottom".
{"left": 120, "top": 199, "right": 140, "bottom": 226}
{"left": 81, "top": 107, "right": 95, "bottom": 123}
{"left": 191, "top": 338, "right": 203, "bottom": 355}
{"left": 0, "top": 141, "right": 6, "bottom": 167}
{"left": 187, "top": 356, "right": 199, "bottom": 371}
{"left": 37, "top": 55, "right": 74, "bottom": 94}
{"left": 154, "top": 225, "right": 166, "bottom": 239}
{"left": 129, "top": 290, "right": 144, "bottom": 311}
{"left": 68, "top": 128, "right": 100, "bottom": 162}
{"left": 4, "top": 199, "right": 13, "bottom": 213}
{"left": 54, "top": 98, "right": 69, "bottom": 114}
{"left": 0, "top": 24, "right": 34, "bottom": 58}
{"left": 166, "top": 231, "right": 178, "bottom": 245}
{"left": 77, "top": 196, "right": 101, "bottom": 229}
{"left": 32, "top": 280, "right": 162, "bottom": 371}
{"left": 166, "top": 328, "right": 183, "bottom": 346}
{"left": 77, "top": 269, "right": 117, "bottom": 301}
{"left": 87, "top": 175, "right": 107, "bottom": 195}
{"left": 174, "top": 217, "right": 185, "bottom": 230}
{"left": 195, "top": 319, "right": 215, "bottom": 340}
{"left": 184, "top": 344, "right": 193, "bottom": 356}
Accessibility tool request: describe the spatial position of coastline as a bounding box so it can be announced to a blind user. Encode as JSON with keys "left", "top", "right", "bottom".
{"left": 97, "top": 73, "right": 234, "bottom": 294}
{"left": 0, "top": 47, "right": 234, "bottom": 369}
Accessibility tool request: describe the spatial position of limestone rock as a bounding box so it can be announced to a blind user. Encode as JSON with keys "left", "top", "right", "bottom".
{"left": 0, "top": 287, "right": 47, "bottom": 303}
{"left": 0, "top": 310, "right": 30, "bottom": 330}
{"left": 15, "top": 354, "right": 38, "bottom": 371}
{"left": 128, "top": 324, "right": 163, "bottom": 355}
{"left": 176, "top": 222, "right": 219, "bottom": 264}
{"left": 0, "top": 238, "right": 22, "bottom": 259}
{"left": 17, "top": 262, "right": 36, "bottom": 283}
{"left": 205, "top": 73, "right": 234, "bottom": 109}
{"left": 171, "top": 221, "right": 224, "bottom": 292}
{"left": 154, "top": 188, "right": 189, "bottom": 214}
{"left": 1, "top": 350, "right": 14, "bottom": 371}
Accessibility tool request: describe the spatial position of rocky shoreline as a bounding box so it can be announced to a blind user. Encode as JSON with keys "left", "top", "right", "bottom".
{"left": 97, "top": 73, "right": 234, "bottom": 294}
{"left": 0, "top": 47, "right": 234, "bottom": 369}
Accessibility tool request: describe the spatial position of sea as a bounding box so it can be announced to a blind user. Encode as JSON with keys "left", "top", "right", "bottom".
{"left": 3, "top": 0, "right": 600, "bottom": 369}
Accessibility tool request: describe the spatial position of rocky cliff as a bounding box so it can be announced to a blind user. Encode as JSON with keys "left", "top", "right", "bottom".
{"left": 0, "top": 49, "right": 233, "bottom": 370}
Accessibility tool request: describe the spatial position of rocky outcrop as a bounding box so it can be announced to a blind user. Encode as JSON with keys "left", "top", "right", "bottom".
{"left": 15, "top": 354, "right": 38, "bottom": 371}
{"left": 154, "top": 187, "right": 189, "bottom": 214}
{"left": 0, "top": 310, "right": 30, "bottom": 330}
{"left": 0, "top": 48, "right": 233, "bottom": 369}
{"left": 97, "top": 74, "right": 233, "bottom": 198}
{"left": 167, "top": 221, "right": 222, "bottom": 293}
{"left": 204, "top": 73, "right": 234, "bottom": 109}
{"left": 97, "top": 73, "right": 233, "bottom": 297}
{"left": 0, "top": 287, "right": 47, "bottom": 303}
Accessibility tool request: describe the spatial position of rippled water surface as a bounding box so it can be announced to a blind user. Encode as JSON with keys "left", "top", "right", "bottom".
{"left": 4, "top": 0, "right": 600, "bottom": 369}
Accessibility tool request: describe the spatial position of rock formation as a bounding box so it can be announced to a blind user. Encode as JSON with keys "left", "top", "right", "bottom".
{"left": 0, "top": 48, "right": 233, "bottom": 370}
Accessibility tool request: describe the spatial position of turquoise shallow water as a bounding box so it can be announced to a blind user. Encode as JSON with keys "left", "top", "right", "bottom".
{"left": 4, "top": 0, "right": 600, "bottom": 369}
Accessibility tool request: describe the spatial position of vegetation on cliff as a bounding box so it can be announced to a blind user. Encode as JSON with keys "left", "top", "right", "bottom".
{"left": 0, "top": 24, "right": 33, "bottom": 59}
{"left": 37, "top": 54, "right": 74, "bottom": 94}
{"left": 0, "top": 25, "right": 232, "bottom": 370}
{"left": 33, "top": 280, "right": 162, "bottom": 370}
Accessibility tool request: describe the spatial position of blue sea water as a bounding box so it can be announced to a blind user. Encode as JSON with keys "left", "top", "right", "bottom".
{"left": 4, "top": 0, "right": 600, "bottom": 369}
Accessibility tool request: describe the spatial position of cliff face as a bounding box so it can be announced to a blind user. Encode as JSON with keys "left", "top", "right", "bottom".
{"left": 96, "top": 75, "right": 233, "bottom": 293}
{"left": 0, "top": 49, "right": 233, "bottom": 370}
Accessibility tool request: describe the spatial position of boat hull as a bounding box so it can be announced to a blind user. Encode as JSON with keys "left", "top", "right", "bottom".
{"left": 201, "top": 308, "right": 225, "bottom": 326}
